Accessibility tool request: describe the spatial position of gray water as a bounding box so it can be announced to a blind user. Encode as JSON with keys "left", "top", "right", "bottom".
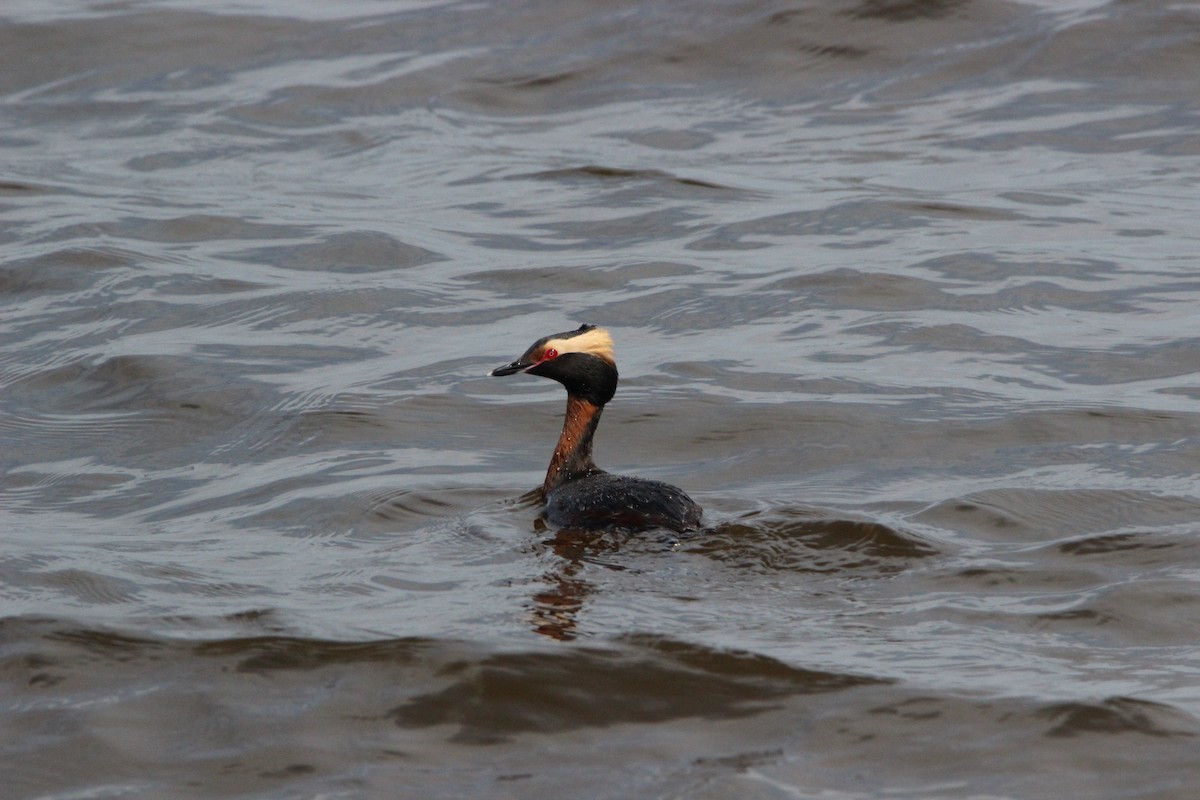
{"left": 3, "top": 1, "right": 1200, "bottom": 798}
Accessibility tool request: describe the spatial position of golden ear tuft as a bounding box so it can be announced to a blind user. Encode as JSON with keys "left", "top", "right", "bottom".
{"left": 545, "top": 326, "right": 615, "bottom": 363}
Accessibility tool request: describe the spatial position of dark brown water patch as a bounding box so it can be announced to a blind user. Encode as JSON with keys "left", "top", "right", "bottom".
{"left": 0, "top": 180, "right": 47, "bottom": 193}
{"left": 848, "top": 0, "right": 968, "bottom": 22}
{"left": 514, "top": 164, "right": 742, "bottom": 194}
{"left": 259, "top": 763, "right": 316, "bottom": 778}
{"left": 898, "top": 200, "right": 1025, "bottom": 222}
{"left": 40, "top": 626, "right": 166, "bottom": 662}
{"left": 1057, "top": 532, "right": 1178, "bottom": 557}
{"left": 799, "top": 43, "right": 870, "bottom": 60}
{"left": 484, "top": 70, "right": 579, "bottom": 90}
{"left": 1036, "top": 697, "right": 1198, "bottom": 739}
{"left": 999, "top": 191, "right": 1083, "bottom": 207}
{"left": 390, "top": 635, "right": 883, "bottom": 744}
{"left": 694, "top": 747, "right": 783, "bottom": 771}
{"left": 941, "top": 565, "right": 1100, "bottom": 594}
{"left": 868, "top": 695, "right": 947, "bottom": 721}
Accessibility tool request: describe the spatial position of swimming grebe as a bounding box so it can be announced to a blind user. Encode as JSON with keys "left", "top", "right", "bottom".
{"left": 491, "top": 324, "right": 703, "bottom": 533}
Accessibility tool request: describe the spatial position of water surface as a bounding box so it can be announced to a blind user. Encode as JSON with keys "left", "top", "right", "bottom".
{"left": 3, "top": 1, "right": 1200, "bottom": 798}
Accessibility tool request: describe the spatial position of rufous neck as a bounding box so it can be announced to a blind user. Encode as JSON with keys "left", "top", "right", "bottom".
{"left": 544, "top": 393, "right": 603, "bottom": 493}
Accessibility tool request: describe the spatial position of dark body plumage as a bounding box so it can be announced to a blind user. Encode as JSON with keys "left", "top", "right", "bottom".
{"left": 544, "top": 472, "right": 702, "bottom": 533}
{"left": 491, "top": 324, "right": 702, "bottom": 533}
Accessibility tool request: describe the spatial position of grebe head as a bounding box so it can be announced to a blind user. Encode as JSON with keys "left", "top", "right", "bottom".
{"left": 491, "top": 323, "right": 618, "bottom": 406}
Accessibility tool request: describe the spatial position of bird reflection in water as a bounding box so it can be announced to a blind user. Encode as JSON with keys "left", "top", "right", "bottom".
{"left": 528, "top": 521, "right": 645, "bottom": 641}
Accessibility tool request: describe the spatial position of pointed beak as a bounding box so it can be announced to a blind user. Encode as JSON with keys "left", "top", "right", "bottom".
{"left": 490, "top": 359, "right": 529, "bottom": 377}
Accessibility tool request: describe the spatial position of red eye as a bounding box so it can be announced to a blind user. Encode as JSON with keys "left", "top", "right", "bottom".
{"left": 542, "top": 348, "right": 558, "bottom": 360}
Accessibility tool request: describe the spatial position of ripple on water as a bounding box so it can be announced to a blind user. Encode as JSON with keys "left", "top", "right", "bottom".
{"left": 5, "top": 616, "right": 1198, "bottom": 799}
{"left": 1055, "top": 530, "right": 1189, "bottom": 561}
{"left": 22, "top": 569, "right": 143, "bottom": 607}
{"left": 914, "top": 488, "right": 1200, "bottom": 542}
{"left": 1035, "top": 697, "right": 1199, "bottom": 739}
{"left": 0, "top": 245, "right": 135, "bottom": 297}
{"left": 387, "top": 633, "right": 886, "bottom": 745}
{"left": 687, "top": 507, "right": 938, "bottom": 574}
{"left": 232, "top": 230, "right": 445, "bottom": 273}
{"left": 461, "top": 260, "right": 701, "bottom": 298}
{"left": 1040, "top": 579, "right": 1200, "bottom": 648}
{"left": 8, "top": 353, "right": 272, "bottom": 423}
{"left": 366, "top": 487, "right": 520, "bottom": 527}
{"left": 510, "top": 164, "right": 757, "bottom": 204}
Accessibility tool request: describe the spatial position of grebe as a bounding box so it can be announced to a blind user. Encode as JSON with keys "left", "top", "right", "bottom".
{"left": 491, "top": 324, "right": 703, "bottom": 533}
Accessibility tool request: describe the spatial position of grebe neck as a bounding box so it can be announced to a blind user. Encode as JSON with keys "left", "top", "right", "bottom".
{"left": 544, "top": 393, "right": 604, "bottom": 494}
